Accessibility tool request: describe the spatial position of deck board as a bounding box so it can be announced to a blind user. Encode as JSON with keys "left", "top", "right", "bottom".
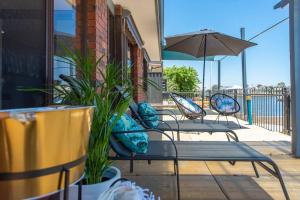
{"left": 115, "top": 153, "right": 300, "bottom": 200}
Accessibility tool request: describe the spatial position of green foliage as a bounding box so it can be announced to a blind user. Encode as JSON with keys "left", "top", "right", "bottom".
{"left": 53, "top": 48, "right": 132, "bottom": 184}
{"left": 163, "top": 65, "right": 200, "bottom": 92}
{"left": 23, "top": 46, "right": 159, "bottom": 184}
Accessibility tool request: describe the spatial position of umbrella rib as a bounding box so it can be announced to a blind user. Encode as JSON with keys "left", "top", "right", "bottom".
{"left": 196, "top": 35, "right": 205, "bottom": 57}
{"left": 212, "top": 34, "right": 238, "bottom": 55}
{"left": 165, "top": 35, "right": 197, "bottom": 50}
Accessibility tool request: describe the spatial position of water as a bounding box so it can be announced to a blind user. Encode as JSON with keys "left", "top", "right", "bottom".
{"left": 236, "top": 96, "right": 284, "bottom": 117}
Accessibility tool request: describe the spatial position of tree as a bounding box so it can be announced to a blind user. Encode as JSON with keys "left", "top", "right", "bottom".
{"left": 163, "top": 65, "right": 200, "bottom": 92}
{"left": 277, "top": 82, "right": 286, "bottom": 88}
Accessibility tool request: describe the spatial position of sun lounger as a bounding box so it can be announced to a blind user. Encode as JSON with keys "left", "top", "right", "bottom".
{"left": 109, "top": 129, "right": 290, "bottom": 200}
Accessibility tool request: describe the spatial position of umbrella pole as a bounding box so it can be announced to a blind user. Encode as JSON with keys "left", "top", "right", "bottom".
{"left": 201, "top": 35, "right": 207, "bottom": 123}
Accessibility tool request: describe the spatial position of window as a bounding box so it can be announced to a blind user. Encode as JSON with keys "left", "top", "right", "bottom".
{"left": 0, "top": 0, "right": 46, "bottom": 109}
{"left": 53, "top": 0, "right": 77, "bottom": 85}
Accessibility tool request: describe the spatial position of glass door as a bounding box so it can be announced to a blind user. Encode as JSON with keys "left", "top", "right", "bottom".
{"left": 0, "top": 1, "right": 47, "bottom": 109}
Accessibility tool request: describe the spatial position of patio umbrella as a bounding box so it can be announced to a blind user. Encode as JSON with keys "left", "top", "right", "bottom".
{"left": 162, "top": 49, "right": 215, "bottom": 61}
{"left": 164, "top": 29, "right": 256, "bottom": 121}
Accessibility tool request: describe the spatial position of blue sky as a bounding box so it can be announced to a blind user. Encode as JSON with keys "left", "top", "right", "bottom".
{"left": 163, "top": 0, "right": 290, "bottom": 88}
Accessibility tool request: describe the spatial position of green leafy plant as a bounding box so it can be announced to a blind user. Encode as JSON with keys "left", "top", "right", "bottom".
{"left": 164, "top": 65, "right": 200, "bottom": 92}
{"left": 53, "top": 48, "right": 132, "bottom": 184}
{"left": 22, "top": 46, "right": 160, "bottom": 184}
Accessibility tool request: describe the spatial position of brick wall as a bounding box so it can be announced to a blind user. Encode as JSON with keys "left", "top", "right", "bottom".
{"left": 75, "top": 0, "right": 83, "bottom": 51}
{"left": 79, "top": 1, "right": 146, "bottom": 101}
{"left": 87, "top": 0, "right": 108, "bottom": 79}
{"left": 132, "top": 45, "right": 147, "bottom": 102}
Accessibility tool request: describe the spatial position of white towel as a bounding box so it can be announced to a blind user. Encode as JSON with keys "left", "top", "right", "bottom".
{"left": 98, "top": 181, "right": 159, "bottom": 200}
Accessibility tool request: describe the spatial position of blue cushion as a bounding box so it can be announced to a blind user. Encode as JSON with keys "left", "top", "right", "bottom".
{"left": 215, "top": 97, "right": 236, "bottom": 113}
{"left": 175, "top": 96, "right": 201, "bottom": 113}
{"left": 138, "top": 102, "right": 159, "bottom": 128}
{"left": 187, "top": 98, "right": 201, "bottom": 112}
{"left": 110, "top": 114, "right": 149, "bottom": 154}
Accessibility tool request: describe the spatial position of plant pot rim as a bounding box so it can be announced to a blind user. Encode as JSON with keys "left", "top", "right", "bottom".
{"left": 83, "top": 166, "right": 121, "bottom": 186}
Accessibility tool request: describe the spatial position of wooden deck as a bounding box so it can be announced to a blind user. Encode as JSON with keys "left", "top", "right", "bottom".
{"left": 113, "top": 115, "right": 300, "bottom": 200}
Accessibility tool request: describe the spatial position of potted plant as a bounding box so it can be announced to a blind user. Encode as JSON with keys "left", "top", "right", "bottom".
{"left": 53, "top": 48, "right": 132, "bottom": 198}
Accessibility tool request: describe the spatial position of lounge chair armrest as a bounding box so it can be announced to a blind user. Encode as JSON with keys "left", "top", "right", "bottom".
{"left": 112, "top": 129, "right": 178, "bottom": 158}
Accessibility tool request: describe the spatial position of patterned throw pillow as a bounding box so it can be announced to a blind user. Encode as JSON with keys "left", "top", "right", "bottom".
{"left": 110, "top": 114, "right": 149, "bottom": 154}
{"left": 138, "top": 103, "right": 159, "bottom": 128}
{"left": 215, "top": 97, "right": 235, "bottom": 113}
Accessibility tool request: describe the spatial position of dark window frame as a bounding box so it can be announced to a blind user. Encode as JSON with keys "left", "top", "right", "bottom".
{"left": 46, "top": 0, "right": 54, "bottom": 104}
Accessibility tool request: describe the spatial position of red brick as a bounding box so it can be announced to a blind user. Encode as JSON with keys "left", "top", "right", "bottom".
{"left": 82, "top": 0, "right": 108, "bottom": 80}
{"left": 131, "top": 46, "right": 147, "bottom": 102}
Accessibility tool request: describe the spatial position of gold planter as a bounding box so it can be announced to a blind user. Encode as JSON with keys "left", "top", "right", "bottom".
{"left": 0, "top": 106, "right": 94, "bottom": 200}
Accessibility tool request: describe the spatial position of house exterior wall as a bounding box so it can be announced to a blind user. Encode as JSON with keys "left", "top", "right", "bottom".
{"left": 85, "top": 2, "right": 147, "bottom": 102}
{"left": 76, "top": 1, "right": 149, "bottom": 101}
{"left": 113, "top": 4, "right": 147, "bottom": 102}
{"left": 132, "top": 45, "right": 147, "bottom": 102}
{"left": 0, "top": 0, "right": 154, "bottom": 108}
{"left": 87, "top": 0, "right": 108, "bottom": 78}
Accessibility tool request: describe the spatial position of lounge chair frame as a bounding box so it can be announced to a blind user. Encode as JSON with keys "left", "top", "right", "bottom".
{"left": 128, "top": 99, "right": 238, "bottom": 142}
{"left": 109, "top": 130, "right": 290, "bottom": 200}
{"left": 113, "top": 85, "right": 238, "bottom": 142}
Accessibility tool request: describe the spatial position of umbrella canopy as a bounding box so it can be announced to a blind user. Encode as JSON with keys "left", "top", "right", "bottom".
{"left": 164, "top": 29, "right": 257, "bottom": 122}
{"left": 162, "top": 49, "right": 215, "bottom": 61}
{"left": 165, "top": 29, "right": 256, "bottom": 57}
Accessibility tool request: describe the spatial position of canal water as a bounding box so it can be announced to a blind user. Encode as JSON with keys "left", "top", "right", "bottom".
{"left": 236, "top": 96, "right": 284, "bottom": 117}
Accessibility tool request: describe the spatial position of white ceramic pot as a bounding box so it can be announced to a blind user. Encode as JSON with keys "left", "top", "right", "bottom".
{"left": 83, "top": 166, "right": 121, "bottom": 199}
{"left": 69, "top": 166, "right": 121, "bottom": 200}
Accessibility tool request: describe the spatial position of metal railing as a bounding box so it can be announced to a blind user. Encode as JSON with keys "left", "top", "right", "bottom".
{"left": 222, "top": 87, "right": 291, "bottom": 134}
{"left": 162, "top": 87, "right": 291, "bottom": 134}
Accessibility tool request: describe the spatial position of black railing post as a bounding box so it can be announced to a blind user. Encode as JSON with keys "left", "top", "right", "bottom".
{"left": 243, "top": 88, "right": 248, "bottom": 121}
{"left": 283, "top": 88, "right": 291, "bottom": 135}
{"left": 234, "top": 89, "right": 238, "bottom": 118}
{"left": 208, "top": 90, "right": 212, "bottom": 109}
